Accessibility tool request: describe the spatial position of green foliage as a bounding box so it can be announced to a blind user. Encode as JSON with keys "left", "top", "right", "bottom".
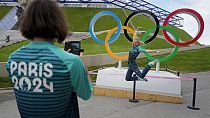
{"left": 81, "top": 33, "right": 174, "bottom": 55}
{"left": 0, "top": 7, "right": 207, "bottom": 88}
{"left": 167, "top": 25, "right": 201, "bottom": 45}
{"left": 0, "top": 6, "right": 12, "bottom": 19}
{"left": 63, "top": 7, "right": 196, "bottom": 44}
{"left": 0, "top": 77, "right": 12, "bottom": 88}
{"left": 0, "top": 7, "right": 197, "bottom": 44}
{"left": 122, "top": 47, "right": 210, "bottom": 73}
{"left": 63, "top": 7, "right": 127, "bottom": 32}
{"left": 0, "top": 7, "right": 206, "bottom": 72}
{"left": 0, "top": 41, "right": 30, "bottom": 62}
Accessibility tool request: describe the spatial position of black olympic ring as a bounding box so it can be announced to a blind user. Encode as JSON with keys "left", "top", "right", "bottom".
{"left": 123, "top": 10, "right": 160, "bottom": 44}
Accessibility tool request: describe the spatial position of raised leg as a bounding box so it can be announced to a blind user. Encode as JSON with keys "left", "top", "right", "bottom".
{"left": 125, "top": 67, "right": 134, "bottom": 81}
{"left": 134, "top": 65, "right": 151, "bottom": 79}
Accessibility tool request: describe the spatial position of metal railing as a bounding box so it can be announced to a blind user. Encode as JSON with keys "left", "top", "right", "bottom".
{"left": 58, "top": 0, "right": 184, "bottom": 27}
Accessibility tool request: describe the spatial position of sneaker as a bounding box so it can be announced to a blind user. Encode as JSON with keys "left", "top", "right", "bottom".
{"left": 138, "top": 77, "right": 148, "bottom": 82}
{"left": 132, "top": 74, "right": 139, "bottom": 81}
{"left": 133, "top": 74, "right": 148, "bottom": 82}
{"left": 148, "top": 60, "right": 159, "bottom": 67}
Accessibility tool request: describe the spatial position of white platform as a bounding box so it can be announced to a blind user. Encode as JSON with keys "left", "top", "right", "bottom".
{"left": 96, "top": 67, "right": 181, "bottom": 96}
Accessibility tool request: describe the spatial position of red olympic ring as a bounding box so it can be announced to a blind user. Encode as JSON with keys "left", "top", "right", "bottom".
{"left": 163, "top": 8, "right": 204, "bottom": 46}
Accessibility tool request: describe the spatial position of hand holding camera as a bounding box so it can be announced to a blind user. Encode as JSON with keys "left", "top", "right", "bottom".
{"left": 64, "top": 41, "right": 84, "bottom": 55}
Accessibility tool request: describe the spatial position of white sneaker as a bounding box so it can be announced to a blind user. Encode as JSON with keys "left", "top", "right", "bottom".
{"left": 148, "top": 60, "right": 159, "bottom": 67}
{"left": 133, "top": 74, "right": 148, "bottom": 82}
{"left": 138, "top": 77, "right": 148, "bottom": 82}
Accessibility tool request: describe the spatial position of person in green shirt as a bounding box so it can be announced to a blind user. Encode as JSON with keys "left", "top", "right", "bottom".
{"left": 6, "top": 0, "right": 93, "bottom": 118}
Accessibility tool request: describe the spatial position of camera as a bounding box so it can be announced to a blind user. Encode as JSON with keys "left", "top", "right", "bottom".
{"left": 64, "top": 41, "right": 84, "bottom": 55}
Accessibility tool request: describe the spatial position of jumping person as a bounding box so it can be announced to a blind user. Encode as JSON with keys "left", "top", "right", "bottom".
{"left": 6, "top": 0, "right": 92, "bottom": 118}
{"left": 125, "top": 27, "right": 159, "bottom": 81}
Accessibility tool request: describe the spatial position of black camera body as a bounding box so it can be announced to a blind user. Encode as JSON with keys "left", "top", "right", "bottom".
{"left": 64, "top": 41, "right": 84, "bottom": 55}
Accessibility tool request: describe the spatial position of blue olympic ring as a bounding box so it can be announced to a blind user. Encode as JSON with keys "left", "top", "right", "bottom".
{"left": 89, "top": 11, "right": 122, "bottom": 44}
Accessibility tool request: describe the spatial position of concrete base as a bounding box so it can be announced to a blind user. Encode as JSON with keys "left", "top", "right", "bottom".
{"left": 93, "top": 67, "right": 183, "bottom": 104}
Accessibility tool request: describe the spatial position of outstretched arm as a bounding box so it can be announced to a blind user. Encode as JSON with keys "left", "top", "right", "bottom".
{"left": 145, "top": 49, "right": 160, "bottom": 53}
{"left": 133, "top": 27, "right": 141, "bottom": 40}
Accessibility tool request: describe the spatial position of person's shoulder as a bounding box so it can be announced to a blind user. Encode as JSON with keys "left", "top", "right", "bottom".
{"left": 137, "top": 46, "right": 145, "bottom": 51}
{"left": 137, "top": 46, "right": 143, "bottom": 49}
{"left": 51, "top": 48, "right": 85, "bottom": 71}
{"left": 9, "top": 45, "right": 29, "bottom": 57}
{"left": 55, "top": 47, "right": 78, "bottom": 58}
{"left": 49, "top": 46, "right": 81, "bottom": 63}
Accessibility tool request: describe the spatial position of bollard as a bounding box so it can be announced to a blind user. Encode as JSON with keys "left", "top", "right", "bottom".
{"left": 177, "top": 72, "right": 180, "bottom": 77}
{"left": 129, "top": 77, "right": 139, "bottom": 103}
{"left": 155, "top": 61, "right": 160, "bottom": 72}
{"left": 187, "top": 78, "right": 200, "bottom": 110}
{"left": 118, "top": 60, "right": 122, "bottom": 70}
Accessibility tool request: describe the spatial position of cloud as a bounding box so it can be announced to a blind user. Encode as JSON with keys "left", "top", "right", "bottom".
{"left": 145, "top": 0, "right": 210, "bottom": 45}
{"left": 187, "top": 1, "right": 210, "bottom": 45}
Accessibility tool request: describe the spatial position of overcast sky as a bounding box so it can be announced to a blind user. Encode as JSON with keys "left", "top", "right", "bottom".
{"left": 146, "top": 0, "right": 210, "bottom": 45}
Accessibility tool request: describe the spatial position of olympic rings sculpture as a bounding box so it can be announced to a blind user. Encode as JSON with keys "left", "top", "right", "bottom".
{"left": 89, "top": 8, "right": 204, "bottom": 62}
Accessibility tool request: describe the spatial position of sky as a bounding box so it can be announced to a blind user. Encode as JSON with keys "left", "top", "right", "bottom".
{"left": 146, "top": 0, "right": 210, "bottom": 45}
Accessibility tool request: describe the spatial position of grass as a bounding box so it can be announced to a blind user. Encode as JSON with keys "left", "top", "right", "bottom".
{"left": 1, "top": 47, "right": 210, "bottom": 88}
{"left": 0, "top": 6, "right": 196, "bottom": 44}
{"left": 122, "top": 47, "right": 210, "bottom": 73}
{"left": 0, "top": 7, "right": 199, "bottom": 57}
{"left": 0, "top": 6, "right": 12, "bottom": 19}
{"left": 0, "top": 77, "right": 12, "bottom": 88}
{"left": 85, "top": 47, "right": 210, "bottom": 81}
{"left": 62, "top": 7, "right": 196, "bottom": 43}
{"left": 63, "top": 7, "right": 127, "bottom": 32}
{"left": 81, "top": 33, "right": 175, "bottom": 55}
{"left": 0, "top": 41, "right": 30, "bottom": 62}
{"left": 0, "top": 33, "right": 176, "bottom": 62}
{"left": 0, "top": 7, "right": 206, "bottom": 87}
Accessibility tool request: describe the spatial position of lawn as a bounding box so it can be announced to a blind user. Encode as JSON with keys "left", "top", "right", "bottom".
{"left": 0, "top": 6, "right": 196, "bottom": 44}
{"left": 0, "top": 7, "right": 199, "bottom": 60}
{"left": 0, "top": 7, "right": 207, "bottom": 88}
{"left": 1, "top": 43, "right": 209, "bottom": 88}
{"left": 0, "top": 6, "right": 12, "bottom": 19}
{"left": 63, "top": 7, "right": 195, "bottom": 43}
{"left": 0, "top": 77, "right": 12, "bottom": 88}
{"left": 81, "top": 32, "right": 175, "bottom": 55}
{"left": 0, "top": 33, "right": 179, "bottom": 62}
{"left": 122, "top": 47, "right": 210, "bottom": 73}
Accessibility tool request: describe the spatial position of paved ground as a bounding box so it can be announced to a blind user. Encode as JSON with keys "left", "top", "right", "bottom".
{"left": 0, "top": 30, "right": 102, "bottom": 48}
{"left": 0, "top": 71, "right": 210, "bottom": 118}
{"left": 0, "top": 30, "right": 25, "bottom": 48}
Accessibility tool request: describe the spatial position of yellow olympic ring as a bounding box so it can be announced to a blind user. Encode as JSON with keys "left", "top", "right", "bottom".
{"left": 105, "top": 26, "right": 135, "bottom": 60}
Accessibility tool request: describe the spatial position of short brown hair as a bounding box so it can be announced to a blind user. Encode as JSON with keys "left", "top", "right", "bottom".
{"left": 20, "top": 0, "right": 68, "bottom": 43}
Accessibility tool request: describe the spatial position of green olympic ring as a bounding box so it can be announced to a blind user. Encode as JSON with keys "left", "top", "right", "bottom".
{"left": 141, "top": 26, "right": 180, "bottom": 62}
